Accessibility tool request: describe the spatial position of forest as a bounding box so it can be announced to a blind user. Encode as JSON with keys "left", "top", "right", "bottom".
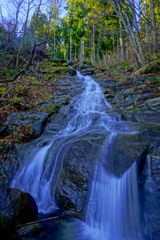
{"left": 0, "top": 0, "right": 160, "bottom": 240}
{"left": 0, "top": 0, "right": 160, "bottom": 72}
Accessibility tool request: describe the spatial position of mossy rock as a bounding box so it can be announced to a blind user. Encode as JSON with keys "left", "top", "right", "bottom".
{"left": 50, "top": 67, "right": 61, "bottom": 74}
{"left": 0, "top": 186, "right": 38, "bottom": 237}
{"left": 18, "top": 223, "right": 43, "bottom": 237}
{"left": 44, "top": 75, "right": 54, "bottom": 81}
{"left": 0, "top": 87, "right": 6, "bottom": 95}
{"left": 27, "top": 77, "right": 35, "bottom": 81}
{"left": 40, "top": 68, "right": 48, "bottom": 74}
{"left": 50, "top": 67, "right": 76, "bottom": 75}
{"left": 134, "top": 59, "right": 160, "bottom": 76}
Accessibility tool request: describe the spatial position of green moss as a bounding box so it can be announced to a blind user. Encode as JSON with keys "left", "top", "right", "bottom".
{"left": 32, "top": 80, "right": 40, "bottom": 86}
{"left": 0, "top": 87, "right": 6, "bottom": 95}
{"left": 27, "top": 77, "right": 35, "bottom": 81}
{"left": 20, "top": 114, "right": 24, "bottom": 121}
{"left": 40, "top": 68, "right": 48, "bottom": 74}
{"left": 11, "top": 96, "right": 23, "bottom": 103}
{"left": 134, "top": 60, "right": 160, "bottom": 76}
{"left": 43, "top": 92, "right": 53, "bottom": 98}
{"left": 50, "top": 103, "right": 58, "bottom": 108}
{"left": 15, "top": 85, "right": 28, "bottom": 97}
{"left": 83, "top": 60, "right": 91, "bottom": 66}
{"left": 30, "top": 116, "right": 41, "bottom": 120}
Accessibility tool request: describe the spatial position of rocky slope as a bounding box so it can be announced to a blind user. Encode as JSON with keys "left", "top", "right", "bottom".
{"left": 94, "top": 72, "right": 160, "bottom": 240}
{"left": 0, "top": 61, "right": 160, "bottom": 239}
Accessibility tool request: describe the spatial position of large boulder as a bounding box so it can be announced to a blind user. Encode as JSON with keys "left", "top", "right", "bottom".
{"left": 106, "top": 133, "right": 150, "bottom": 178}
{"left": 5, "top": 111, "right": 49, "bottom": 138}
{"left": 145, "top": 97, "right": 160, "bottom": 109}
{"left": 54, "top": 132, "right": 110, "bottom": 213}
{"left": 138, "top": 144, "right": 160, "bottom": 240}
{"left": 122, "top": 111, "right": 160, "bottom": 126}
{"left": 0, "top": 186, "right": 38, "bottom": 237}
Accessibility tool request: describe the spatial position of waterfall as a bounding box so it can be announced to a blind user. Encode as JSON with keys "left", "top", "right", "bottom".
{"left": 11, "top": 71, "right": 143, "bottom": 240}
{"left": 83, "top": 156, "right": 143, "bottom": 240}
{"left": 11, "top": 71, "right": 116, "bottom": 213}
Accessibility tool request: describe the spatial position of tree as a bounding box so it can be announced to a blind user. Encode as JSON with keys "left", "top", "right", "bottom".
{"left": 108, "top": 0, "right": 145, "bottom": 64}
{"left": 150, "top": 0, "right": 157, "bottom": 50}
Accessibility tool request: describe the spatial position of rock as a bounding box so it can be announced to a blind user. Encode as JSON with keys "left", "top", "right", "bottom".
{"left": 106, "top": 133, "right": 150, "bottom": 178}
{"left": 124, "top": 87, "right": 135, "bottom": 96}
{"left": 145, "top": 97, "right": 160, "bottom": 108}
{"left": 55, "top": 132, "right": 110, "bottom": 213}
{"left": 152, "top": 153, "right": 160, "bottom": 191}
{"left": 0, "top": 138, "right": 40, "bottom": 187}
{"left": 124, "top": 112, "right": 160, "bottom": 126}
{"left": 134, "top": 60, "right": 160, "bottom": 76}
{"left": 79, "top": 68, "right": 94, "bottom": 75}
{"left": 100, "top": 79, "right": 117, "bottom": 88}
{"left": 138, "top": 143, "right": 160, "bottom": 240}
{"left": 6, "top": 111, "right": 48, "bottom": 137}
{"left": 18, "top": 223, "right": 43, "bottom": 237}
{"left": 0, "top": 187, "right": 38, "bottom": 236}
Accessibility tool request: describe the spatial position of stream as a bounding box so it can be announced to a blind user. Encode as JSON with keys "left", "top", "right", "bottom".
{"left": 11, "top": 71, "right": 143, "bottom": 240}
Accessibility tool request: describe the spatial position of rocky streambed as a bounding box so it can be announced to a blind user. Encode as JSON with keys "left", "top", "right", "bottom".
{"left": 0, "top": 68, "right": 160, "bottom": 240}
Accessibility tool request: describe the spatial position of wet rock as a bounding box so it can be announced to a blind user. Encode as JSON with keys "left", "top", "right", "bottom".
{"left": 106, "top": 133, "right": 150, "bottom": 178}
{"left": 138, "top": 144, "right": 160, "bottom": 240}
{"left": 123, "top": 112, "right": 160, "bottom": 126}
{"left": 18, "top": 223, "right": 43, "bottom": 237}
{"left": 0, "top": 187, "right": 38, "bottom": 235}
{"left": 55, "top": 132, "right": 110, "bottom": 213}
{"left": 79, "top": 68, "right": 95, "bottom": 75}
{"left": 0, "top": 138, "right": 40, "bottom": 187}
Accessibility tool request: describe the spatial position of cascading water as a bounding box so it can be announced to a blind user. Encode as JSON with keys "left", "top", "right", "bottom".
{"left": 11, "top": 71, "right": 143, "bottom": 239}
{"left": 83, "top": 145, "right": 143, "bottom": 240}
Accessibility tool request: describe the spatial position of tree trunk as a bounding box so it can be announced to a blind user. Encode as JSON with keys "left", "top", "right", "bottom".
{"left": 119, "top": 19, "right": 124, "bottom": 60}
{"left": 70, "top": 34, "right": 72, "bottom": 62}
{"left": 82, "top": 40, "right": 84, "bottom": 61}
{"left": 109, "top": 0, "right": 145, "bottom": 64}
{"left": 113, "top": 34, "right": 115, "bottom": 53}
{"left": 150, "top": 0, "right": 157, "bottom": 50}
{"left": 75, "top": 45, "right": 76, "bottom": 62}
{"left": 103, "top": 53, "right": 107, "bottom": 66}
{"left": 93, "top": 21, "right": 95, "bottom": 63}
{"left": 126, "top": 40, "right": 129, "bottom": 61}
{"left": 54, "top": 31, "right": 55, "bottom": 59}
{"left": 144, "top": 0, "right": 150, "bottom": 45}
{"left": 16, "top": 0, "right": 30, "bottom": 67}
{"left": 64, "top": 42, "right": 67, "bottom": 60}
{"left": 80, "top": 37, "right": 82, "bottom": 62}
{"left": 117, "top": 34, "right": 119, "bottom": 56}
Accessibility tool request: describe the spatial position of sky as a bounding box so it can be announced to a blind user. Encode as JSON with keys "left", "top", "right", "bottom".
{"left": 0, "top": 0, "right": 67, "bottom": 26}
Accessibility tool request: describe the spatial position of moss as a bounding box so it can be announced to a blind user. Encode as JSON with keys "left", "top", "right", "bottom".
{"left": 44, "top": 75, "right": 54, "bottom": 81}
{"left": 40, "top": 68, "right": 48, "bottom": 74}
{"left": 27, "top": 77, "right": 35, "bottom": 81}
{"left": 43, "top": 92, "right": 53, "bottom": 98}
{"left": 30, "top": 116, "right": 41, "bottom": 121}
{"left": 15, "top": 85, "right": 28, "bottom": 97}
{"left": 83, "top": 60, "right": 91, "bottom": 66}
{"left": 134, "top": 59, "right": 160, "bottom": 76}
{"left": 32, "top": 80, "right": 40, "bottom": 86}
{"left": 50, "top": 67, "right": 60, "bottom": 73}
{"left": 0, "top": 87, "right": 6, "bottom": 95}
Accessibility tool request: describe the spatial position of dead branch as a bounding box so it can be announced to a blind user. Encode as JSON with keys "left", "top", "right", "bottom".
{"left": 16, "top": 216, "right": 59, "bottom": 228}
{"left": 13, "top": 41, "right": 47, "bottom": 80}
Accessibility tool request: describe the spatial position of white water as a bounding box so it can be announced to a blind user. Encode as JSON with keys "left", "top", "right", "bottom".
{"left": 83, "top": 148, "right": 143, "bottom": 240}
{"left": 11, "top": 71, "right": 143, "bottom": 239}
